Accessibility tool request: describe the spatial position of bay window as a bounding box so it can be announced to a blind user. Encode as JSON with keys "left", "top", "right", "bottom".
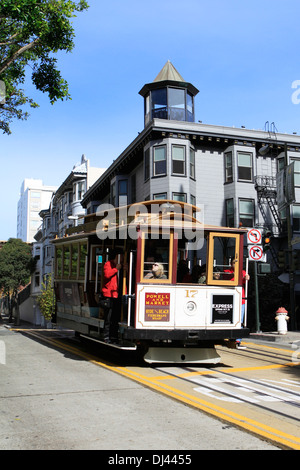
{"left": 153, "top": 146, "right": 167, "bottom": 176}
{"left": 224, "top": 152, "right": 233, "bottom": 183}
{"left": 226, "top": 199, "right": 234, "bottom": 227}
{"left": 237, "top": 152, "right": 253, "bottom": 181}
{"left": 172, "top": 145, "right": 185, "bottom": 175}
{"left": 291, "top": 159, "right": 300, "bottom": 186}
{"left": 190, "top": 148, "right": 195, "bottom": 179}
{"left": 239, "top": 199, "right": 254, "bottom": 227}
{"left": 293, "top": 205, "right": 300, "bottom": 231}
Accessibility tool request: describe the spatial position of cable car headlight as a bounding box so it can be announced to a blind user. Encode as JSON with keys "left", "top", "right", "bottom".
{"left": 185, "top": 301, "right": 197, "bottom": 316}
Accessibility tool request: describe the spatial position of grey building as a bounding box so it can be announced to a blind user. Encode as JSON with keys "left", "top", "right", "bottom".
{"left": 81, "top": 61, "right": 300, "bottom": 327}
{"left": 82, "top": 61, "right": 299, "bottom": 241}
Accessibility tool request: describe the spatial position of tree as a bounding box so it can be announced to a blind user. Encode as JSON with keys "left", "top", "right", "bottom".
{"left": 0, "top": 0, "right": 89, "bottom": 134}
{"left": 37, "top": 273, "right": 55, "bottom": 322}
{"left": 0, "top": 238, "right": 35, "bottom": 321}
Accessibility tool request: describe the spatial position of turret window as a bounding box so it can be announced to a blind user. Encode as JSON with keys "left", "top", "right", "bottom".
{"left": 168, "top": 88, "right": 185, "bottom": 121}
{"left": 139, "top": 61, "right": 198, "bottom": 125}
{"left": 151, "top": 89, "right": 167, "bottom": 120}
{"left": 187, "top": 92, "right": 194, "bottom": 122}
{"left": 149, "top": 87, "right": 195, "bottom": 122}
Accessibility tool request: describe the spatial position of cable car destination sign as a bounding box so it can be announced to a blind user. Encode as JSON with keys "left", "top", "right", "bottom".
{"left": 247, "top": 229, "right": 266, "bottom": 262}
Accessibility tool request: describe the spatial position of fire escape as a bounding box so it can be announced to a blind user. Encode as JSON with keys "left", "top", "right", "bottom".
{"left": 255, "top": 175, "right": 282, "bottom": 268}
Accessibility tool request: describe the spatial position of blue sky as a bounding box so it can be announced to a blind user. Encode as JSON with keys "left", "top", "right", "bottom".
{"left": 1, "top": 0, "right": 300, "bottom": 240}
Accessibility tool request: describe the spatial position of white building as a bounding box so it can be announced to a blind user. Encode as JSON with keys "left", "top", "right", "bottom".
{"left": 28, "top": 156, "right": 105, "bottom": 326}
{"left": 17, "top": 179, "right": 57, "bottom": 242}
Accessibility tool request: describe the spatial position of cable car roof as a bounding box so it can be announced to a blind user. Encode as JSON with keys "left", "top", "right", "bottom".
{"left": 52, "top": 200, "right": 247, "bottom": 245}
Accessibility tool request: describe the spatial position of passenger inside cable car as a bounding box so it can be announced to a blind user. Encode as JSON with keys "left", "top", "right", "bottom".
{"left": 141, "top": 237, "right": 171, "bottom": 282}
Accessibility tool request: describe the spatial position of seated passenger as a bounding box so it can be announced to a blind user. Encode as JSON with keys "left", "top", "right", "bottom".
{"left": 182, "top": 264, "right": 203, "bottom": 283}
{"left": 213, "top": 268, "right": 221, "bottom": 280}
{"left": 191, "top": 265, "right": 203, "bottom": 283}
{"left": 144, "top": 256, "right": 155, "bottom": 277}
{"left": 177, "top": 260, "right": 189, "bottom": 282}
{"left": 198, "top": 265, "right": 207, "bottom": 284}
{"left": 145, "top": 262, "right": 167, "bottom": 279}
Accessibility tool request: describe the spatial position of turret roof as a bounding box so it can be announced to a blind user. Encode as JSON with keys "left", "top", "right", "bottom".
{"left": 139, "top": 60, "right": 199, "bottom": 97}
{"left": 153, "top": 60, "right": 185, "bottom": 83}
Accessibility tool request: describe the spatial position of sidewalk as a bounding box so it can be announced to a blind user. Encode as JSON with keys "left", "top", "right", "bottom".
{"left": 248, "top": 330, "right": 300, "bottom": 347}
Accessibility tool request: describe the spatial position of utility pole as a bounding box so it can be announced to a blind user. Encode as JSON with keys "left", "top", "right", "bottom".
{"left": 253, "top": 261, "right": 261, "bottom": 333}
{"left": 285, "top": 144, "right": 296, "bottom": 330}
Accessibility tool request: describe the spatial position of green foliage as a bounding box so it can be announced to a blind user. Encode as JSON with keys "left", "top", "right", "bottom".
{"left": 0, "top": 238, "right": 33, "bottom": 295}
{"left": 0, "top": 0, "right": 89, "bottom": 133}
{"left": 37, "top": 273, "right": 55, "bottom": 321}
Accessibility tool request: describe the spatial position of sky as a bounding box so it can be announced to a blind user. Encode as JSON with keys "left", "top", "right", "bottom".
{"left": 1, "top": 0, "right": 300, "bottom": 240}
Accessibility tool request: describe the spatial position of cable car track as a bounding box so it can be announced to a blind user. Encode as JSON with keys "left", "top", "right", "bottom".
{"left": 149, "top": 343, "right": 300, "bottom": 449}
{"left": 154, "top": 364, "right": 300, "bottom": 423}
{"left": 220, "top": 341, "right": 299, "bottom": 365}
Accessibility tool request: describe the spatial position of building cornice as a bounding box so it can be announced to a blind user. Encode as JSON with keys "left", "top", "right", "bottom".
{"left": 53, "top": 170, "right": 87, "bottom": 202}
{"left": 81, "top": 125, "right": 154, "bottom": 207}
{"left": 81, "top": 118, "right": 300, "bottom": 208}
{"left": 152, "top": 119, "right": 300, "bottom": 146}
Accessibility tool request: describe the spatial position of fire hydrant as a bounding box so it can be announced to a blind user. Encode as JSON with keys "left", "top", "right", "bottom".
{"left": 275, "top": 307, "right": 289, "bottom": 335}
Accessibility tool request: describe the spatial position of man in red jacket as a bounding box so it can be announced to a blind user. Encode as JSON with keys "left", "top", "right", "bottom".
{"left": 102, "top": 250, "right": 123, "bottom": 343}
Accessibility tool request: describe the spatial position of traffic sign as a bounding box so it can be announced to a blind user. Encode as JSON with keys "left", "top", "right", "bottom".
{"left": 247, "top": 229, "right": 262, "bottom": 245}
{"left": 248, "top": 245, "right": 266, "bottom": 262}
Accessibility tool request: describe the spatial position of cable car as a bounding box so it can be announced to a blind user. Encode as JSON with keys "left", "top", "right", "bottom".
{"left": 52, "top": 200, "right": 249, "bottom": 363}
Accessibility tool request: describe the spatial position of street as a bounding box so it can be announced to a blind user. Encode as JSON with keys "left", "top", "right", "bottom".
{"left": 0, "top": 324, "right": 291, "bottom": 452}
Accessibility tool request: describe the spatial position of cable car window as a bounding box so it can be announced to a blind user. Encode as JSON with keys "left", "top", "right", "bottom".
{"left": 63, "top": 245, "right": 70, "bottom": 278}
{"left": 89, "top": 245, "right": 103, "bottom": 282}
{"left": 79, "top": 243, "right": 87, "bottom": 279}
{"left": 56, "top": 247, "right": 62, "bottom": 278}
{"left": 142, "top": 235, "right": 172, "bottom": 282}
{"left": 207, "top": 233, "right": 239, "bottom": 285}
{"left": 71, "top": 244, "right": 79, "bottom": 278}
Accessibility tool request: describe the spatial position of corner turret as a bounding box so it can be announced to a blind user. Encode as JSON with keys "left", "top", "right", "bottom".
{"left": 139, "top": 60, "right": 199, "bottom": 126}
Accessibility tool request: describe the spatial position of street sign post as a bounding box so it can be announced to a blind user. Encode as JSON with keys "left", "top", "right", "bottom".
{"left": 247, "top": 228, "right": 264, "bottom": 332}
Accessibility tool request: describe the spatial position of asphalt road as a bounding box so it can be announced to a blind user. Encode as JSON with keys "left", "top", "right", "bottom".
{"left": 0, "top": 326, "right": 279, "bottom": 452}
